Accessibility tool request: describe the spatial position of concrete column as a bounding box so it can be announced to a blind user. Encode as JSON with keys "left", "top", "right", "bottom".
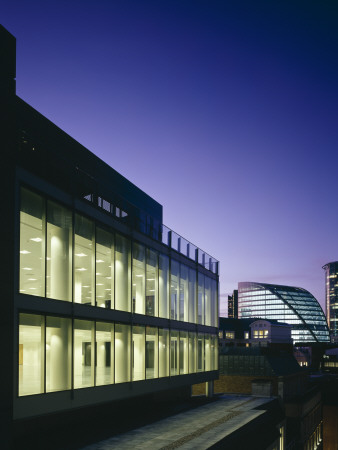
{"left": 206, "top": 381, "right": 214, "bottom": 398}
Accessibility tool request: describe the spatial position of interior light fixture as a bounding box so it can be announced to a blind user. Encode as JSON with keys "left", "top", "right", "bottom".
{"left": 23, "top": 267, "right": 32, "bottom": 270}
{"left": 147, "top": 278, "right": 155, "bottom": 281}
{"left": 30, "top": 237, "right": 42, "bottom": 242}
{"left": 96, "top": 272, "right": 102, "bottom": 276}
{"left": 75, "top": 253, "right": 87, "bottom": 257}
{"left": 96, "top": 259, "right": 104, "bottom": 263}
{"left": 135, "top": 274, "right": 143, "bottom": 278}
{"left": 96, "top": 283, "right": 104, "bottom": 286}
{"left": 28, "top": 278, "right": 37, "bottom": 281}
{"left": 106, "top": 276, "right": 112, "bottom": 279}
{"left": 105, "top": 288, "right": 111, "bottom": 291}
{"left": 20, "top": 250, "right": 31, "bottom": 254}
{"left": 77, "top": 268, "right": 87, "bottom": 271}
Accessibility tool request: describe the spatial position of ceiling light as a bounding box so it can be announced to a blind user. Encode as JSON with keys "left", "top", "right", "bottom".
{"left": 28, "top": 278, "right": 37, "bottom": 281}
{"left": 20, "top": 250, "right": 31, "bottom": 254}
{"left": 77, "top": 268, "right": 87, "bottom": 271}
{"left": 135, "top": 274, "right": 143, "bottom": 278}
{"left": 30, "top": 237, "right": 42, "bottom": 242}
{"left": 147, "top": 278, "right": 155, "bottom": 281}
{"left": 106, "top": 276, "right": 112, "bottom": 280}
{"left": 96, "top": 259, "right": 104, "bottom": 263}
{"left": 23, "top": 267, "right": 32, "bottom": 271}
{"left": 75, "top": 253, "right": 87, "bottom": 257}
{"left": 96, "top": 283, "right": 104, "bottom": 286}
{"left": 105, "top": 289, "right": 111, "bottom": 291}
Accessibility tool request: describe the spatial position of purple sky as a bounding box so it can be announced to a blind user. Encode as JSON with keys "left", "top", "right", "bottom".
{"left": 3, "top": 0, "right": 338, "bottom": 314}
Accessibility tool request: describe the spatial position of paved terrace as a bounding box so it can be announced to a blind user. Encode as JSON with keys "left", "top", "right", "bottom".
{"left": 81, "top": 395, "right": 275, "bottom": 450}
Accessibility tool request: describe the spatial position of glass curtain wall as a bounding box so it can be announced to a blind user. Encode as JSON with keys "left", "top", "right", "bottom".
{"left": 171, "top": 260, "right": 179, "bottom": 320}
{"left": 96, "top": 228, "right": 114, "bottom": 309}
{"left": 19, "top": 313, "right": 44, "bottom": 396}
{"left": 46, "top": 316, "right": 71, "bottom": 392}
{"left": 20, "top": 189, "right": 218, "bottom": 324}
{"left": 19, "top": 188, "right": 45, "bottom": 296}
{"left": 132, "top": 243, "right": 145, "bottom": 315}
{"left": 159, "top": 254, "right": 169, "bottom": 319}
{"left": 74, "top": 319, "right": 95, "bottom": 388}
{"left": 19, "top": 313, "right": 217, "bottom": 397}
{"left": 74, "top": 215, "right": 95, "bottom": 305}
{"left": 146, "top": 249, "right": 158, "bottom": 316}
{"left": 146, "top": 326, "right": 158, "bottom": 379}
{"left": 96, "top": 322, "right": 114, "bottom": 386}
{"left": 115, "top": 234, "right": 131, "bottom": 312}
{"left": 115, "top": 323, "right": 131, "bottom": 383}
{"left": 46, "top": 201, "right": 72, "bottom": 301}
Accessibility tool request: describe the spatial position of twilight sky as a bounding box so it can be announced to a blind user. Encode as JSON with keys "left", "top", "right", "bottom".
{"left": 3, "top": 0, "right": 338, "bottom": 314}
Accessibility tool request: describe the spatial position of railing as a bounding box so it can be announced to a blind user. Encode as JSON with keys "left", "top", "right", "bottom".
{"left": 82, "top": 193, "right": 219, "bottom": 275}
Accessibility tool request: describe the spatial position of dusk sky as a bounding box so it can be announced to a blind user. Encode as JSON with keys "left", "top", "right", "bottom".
{"left": 3, "top": 0, "right": 338, "bottom": 314}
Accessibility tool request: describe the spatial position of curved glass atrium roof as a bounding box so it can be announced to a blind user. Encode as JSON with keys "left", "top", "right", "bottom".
{"left": 238, "top": 282, "right": 330, "bottom": 343}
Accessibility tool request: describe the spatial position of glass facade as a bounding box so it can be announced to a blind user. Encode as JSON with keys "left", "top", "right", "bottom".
{"left": 18, "top": 313, "right": 218, "bottom": 396}
{"left": 19, "top": 187, "right": 218, "bottom": 326}
{"left": 323, "top": 262, "right": 338, "bottom": 342}
{"left": 238, "top": 282, "right": 330, "bottom": 343}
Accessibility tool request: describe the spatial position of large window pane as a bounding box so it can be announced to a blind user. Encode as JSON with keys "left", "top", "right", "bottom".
{"left": 180, "top": 264, "right": 189, "bottom": 322}
{"left": 197, "top": 333, "right": 204, "bottom": 372}
{"left": 205, "top": 276, "right": 211, "bottom": 326}
{"left": 132, "top": 325, "right": 145, "bottom": 381}
{"left": 146, "top": 326, "right": 158, "bottom": 379}
{"left": 146, "top": 249, "right": 158, "bottom": 316}
{"left": 179, "top": 331, "right": 188, "bottom": 374}
{"left": 159, "top": 254, "right": 169, "bottom": 319}
{"left": 19, "top": 313, "right": 44, "bottom": 396}
{"left": 96, "top": 322, "right": 114, "bottom": 386}
{"left": 46, "top": 316, "right": 71, "bottom": 392}
{"left": 170, "top": 260, "right": 179, "bottom": 320}
{"left": 20, "top": 188, "right": 45, "bottom": 297}
{"left": 74, "top": 319, "right": 94, "bottom": 389}
{"left": 132, "top": 243, "right": 145, "bottom": 314}
{"left": 211, "top": 280, "right": 218, "bottom": 327}
{"left": 198, "top": 273, "right": 205, "bottom": 325}
{"left": 189, "top": 332, "right": 197, "bottom": 373}
{"left": 96, "top": 228, "right": 114, "bottom": 309}
{"left": 188, "top": 268, "right": 197, "bottom": 323}
{"left": 74, "top": 214, "right": 95, "bottom": 306}
{"left": 170, "top": 330, "right": 179, "bottom": 376}
{"left": 115, "top": 323, "right": 131, "bottom": 383}
{"left": 115, "top": 234, "right": 131, "bottom": 312}
{"left": 205, "top": 334, "right": 212, "bottom": 371}
{"left": 46, "top": 201, "right": 72, "bottom": 302}
{"left": 159, "top": 328, "right": 169, "bottom": 377}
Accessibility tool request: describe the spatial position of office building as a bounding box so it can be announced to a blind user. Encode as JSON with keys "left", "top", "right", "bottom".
{"left": 322, "top": 261, "right": 338, "bottom": 342}
{"left": 227, "top": 289, "right": 238, "bottom": 318}
{"left": 238, "top": 282, "right": 330, "bottom": 344}
{"left": 1, "top": 25, "right": 219, "bottom": 447}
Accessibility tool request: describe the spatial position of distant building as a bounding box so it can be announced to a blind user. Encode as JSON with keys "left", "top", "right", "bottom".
{"left": 238, "top": 282, "right": 330, "bottom": 344}
{"left": 227, "top": 289, "right": 238, "bottom": 318}
{"left": 322, "top": 261, "right": 338, "bottom": 343}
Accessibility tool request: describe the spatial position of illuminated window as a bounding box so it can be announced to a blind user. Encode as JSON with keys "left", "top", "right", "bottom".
{"left": 225, "top": 331, "right": 235, "bottom": 339}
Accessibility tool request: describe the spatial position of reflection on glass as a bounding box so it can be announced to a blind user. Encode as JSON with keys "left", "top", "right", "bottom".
{"left": 205, "top": 334, "right": 211, "bottom": 371}
{"left": 146, "top": 249, "right": 158, "bottom": 316}
{"left": 132, "top": 243, "right": 145, "bottom": 314}
{"left": 146, "top": 326, "right": 158, "bottom": 379}
{"left": 46, "top": 201, "right": 72, "bottom": 301}
{"left": 46, "top": 316, "right": 71, "bottom": 392}
{"left": 115, "top": 323, "right": 131, "bottom": 383}
{"left": 179, "top": 331, "right": 188, "bottom": 374}
{"left": 19, "top": 313, "right": 44, "bottom": 396}
{"left": 74, "top": 214, "right": 95, "bottom": 305}
{"left": 211, "top": 279, "right": 218, "bottom": 327}
{"left": 171, "top": 260, "right": 179, "bottom": 320}
{"left": 74, "top": 319, "right": 94, "bottom": 388}
{"left": 96, "top": 322, "right": 114, "bottom": 386}
{"left": 159, "top": 328, "right": 169, "bottom": 377}
{"left": 96, "top": 228, "right": 114, "bottom": 309}
{"left": 170, "top": 330, "right": 179, "bottom": 375}
{"left": 115, "top": 234, "right": 131, "bottom": 312}
{"left": 20, "top": 188, "right": 45, "bottom": 297}
{"left": 159, "top": 254, "right": 169, "bottom": 319}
